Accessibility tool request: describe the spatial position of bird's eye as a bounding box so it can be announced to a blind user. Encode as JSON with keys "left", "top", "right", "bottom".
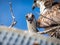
{"left": 34, "top": 0, "right": 36, "bottom": 3}
{"left": 32, "top": 15, "right": 34, "bottom": 18}
{"left": 59, "top": 8, "right": 60, "bottom": 9}
{"left": 26, "top": 16, "right": 28, "bottom": 19}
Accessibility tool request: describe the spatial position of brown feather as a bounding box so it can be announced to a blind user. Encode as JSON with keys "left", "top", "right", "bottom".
{"left": 37, "top": 2, "right": 60, "bottom": 39}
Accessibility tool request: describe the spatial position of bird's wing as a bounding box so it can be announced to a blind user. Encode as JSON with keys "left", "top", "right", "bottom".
{"left": 37, "top": 3, "right": 60, "bottom": 28}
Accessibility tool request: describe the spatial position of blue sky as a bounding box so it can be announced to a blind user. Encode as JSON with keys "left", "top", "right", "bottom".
{"left": 0, "top": 0, "right": 40, "bottom": 30}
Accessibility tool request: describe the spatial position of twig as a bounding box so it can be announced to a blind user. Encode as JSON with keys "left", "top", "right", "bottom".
{"left": 51, "top": 31, "right": 56, "bottom": 37}
{"left": 9, "top": 2, "right": 17, "bottom": 28}
{"left": 38, "top": 25, "right": 60, "bottom": 34}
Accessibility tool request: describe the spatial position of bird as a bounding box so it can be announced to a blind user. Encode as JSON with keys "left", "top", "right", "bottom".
{"left": 32, "top": 0, "right": 54, "bottom": 14}
{"left": 26, "top": 13, "right": 39, "bottom": 33}
{"left": 32, "top": 0, "right": 60, "bottom": 39}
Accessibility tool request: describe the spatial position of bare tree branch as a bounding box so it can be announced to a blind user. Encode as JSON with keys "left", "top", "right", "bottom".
{"left": 9, "top": 2, "right": 17, "bottom": 28}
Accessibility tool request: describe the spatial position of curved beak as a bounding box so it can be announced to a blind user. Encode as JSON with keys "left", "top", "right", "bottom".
{"left": 28, "top": 18, "right": 33, "bottom": 24}
{"left": 32, "top": 3, "right": 36, "bottom": 10}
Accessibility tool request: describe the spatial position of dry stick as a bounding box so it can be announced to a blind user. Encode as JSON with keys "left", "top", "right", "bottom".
{"left": 9, "top": 2, "right": 17, "bottom": 28}
{"left": 51, "top": 31, "right": 56, "bottom": 37}
{"left": 38, "top": 25, "right": 60, "bottom": 34}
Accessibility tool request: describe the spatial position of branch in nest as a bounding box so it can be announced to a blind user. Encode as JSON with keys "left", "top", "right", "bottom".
{"left": 50, "top": 31, "right": 56, "bottom": 37}
{"left": 38, "top": 25, "right": 60, "bottom": 34}
{"left": 9, "top": 2, "right": 17, "bottom": 28}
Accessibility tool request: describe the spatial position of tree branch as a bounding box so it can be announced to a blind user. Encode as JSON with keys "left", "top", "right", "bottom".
{"left": 38, "top": 25, "right": 60, "bottom": 34}
{"left": 9, "top": 2, "right": 17, "bottom": 28}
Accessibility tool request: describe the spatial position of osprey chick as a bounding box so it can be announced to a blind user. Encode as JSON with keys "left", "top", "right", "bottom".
{"left": 26, "top": 13, "right": 39, "bottom": 33}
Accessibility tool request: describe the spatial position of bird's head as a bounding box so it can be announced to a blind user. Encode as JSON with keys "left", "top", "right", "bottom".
{"left": 26, "top": 13, "right": 36, "bottom": 24}
{"left": 32, "top": 0, "right": 54, "bottom": 10}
